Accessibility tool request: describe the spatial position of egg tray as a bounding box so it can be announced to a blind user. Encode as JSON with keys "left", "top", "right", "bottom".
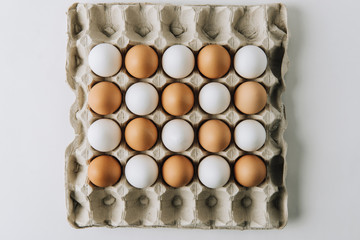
{"left": 66, "top": 2, "right": 289, "bottom": 230}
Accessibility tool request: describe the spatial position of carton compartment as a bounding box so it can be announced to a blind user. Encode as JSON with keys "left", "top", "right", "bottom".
{"left": 160, "top": 188, "right": 196, "bottom": 226}
{"left": 124, "top": 189, "right": 159, "bottom": 225}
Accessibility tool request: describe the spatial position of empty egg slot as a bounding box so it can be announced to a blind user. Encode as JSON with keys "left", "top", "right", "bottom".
{"left": 269, "top": 155, "right": 285, "bottom": 186}
{"left": 232, "top": 6, "right": 267, "bottom": 42}
{"left": 267, "top": 4, "right": 288, "bottom": 39}
{"left": 269, "top": 44, "right": 286, "bottom": 80}
{"left": 160, "top": 6, "right": 195, "bottom": 43}
{"left": 196, "top": 190, "right": 232, "bottom": 227}
{"left": 74, "top": 84, "right": 86, "bottom": 114}
{"left": 170, "top": 21, "right": 185, "bottom": 37}
{"left": 88, "top": 5, "right": 123, "bottom": 40}
{"left": 66, "top": 155, "right": 85, "bottom": 185}
{"left": 160, "top": 189, "right": 196, "bottom": 225}
{"left": 267, "top": 188, "right": 287, "bottom": 228}
{"left": 125, "top": 4, "right": 160, "bottom": 42}
{"left": 69, "top": 191, "right": 91, "bottom": 227}
{"left": 88, "top": 189, "right": 112, "bottom": 224}
{"left": 124, "top": 189, "right": 159, "bottom": 225}
{"left": 67, "top": 47, "right": 83, "bottom": 75}
{"left": 197, "top": 7, "right": 231, "bottom": 42}
{"left": 269, "top": 118, "right": 286, "bottom": 146}
{"left": 232, "top": 189, "right": 267, "bottom": 228}
{"left": 67, "top": 4, "right": 88, "bottom": 39}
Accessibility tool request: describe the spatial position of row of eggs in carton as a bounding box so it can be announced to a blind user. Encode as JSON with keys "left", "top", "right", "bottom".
{"left": 88, "top": 153, "right": 266, "bottom": 190}
{"left": 89, "top": 43, "right": 267, "bottom": 79}
{"left": 89, "top": 80, "right": 266, "bottom": 116}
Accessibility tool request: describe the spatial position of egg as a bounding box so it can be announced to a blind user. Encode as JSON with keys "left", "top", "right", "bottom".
{"left": 234, "top": 119, "right": 266, "bottom": 151}
{"left": 125, "top": 45, "right": 158, "bottom": 78}
{"left": 197, "top": 45, "right": 231, "bottom": 79}
{"left": 234, "top": 81, "right": 267, "bottom": 114}
{"left": 88, "top": 119, "right": 121, "bottom": 152}
{"left": 162, "top": 155, "right": 194, "bottom": 188}
{"left": 199, "top": 82, "right": 230, "bottom": 114}
{"left": 88, "top": 81, "right": 122, "bottom": 115}
{"left": 88, "top": 155, "right": 121, "bottom": 187}
{"left": 125, "top": 118, "right": 158, "bottom": 151}
{"left": 125, "top": 82, "right": 158, "bottom": 115}
{"left": 162, "top": 45, "right": 195, "bottom": 79}
{"left": 161, "top": 83, "right": 194, "bottom": 116}
{"left": 234, "top": 155, "right": 266, "bottom": 187}
{"left": 234, "top": 45, "right": 267, "bottom": 79}
{"left": 198, "top": 120, "right": 231, "bottom": 152}
{"left": 125, "top": 154, "right": 158, "bottom": 188}
{"left": 88, "top": 43, "right": 122, "bottom": 77}
{"left": 198, "top": 155, "right": 230, "bottom": 188}
{"left": 161, "top": 119, "right": 194, "bottom": 152}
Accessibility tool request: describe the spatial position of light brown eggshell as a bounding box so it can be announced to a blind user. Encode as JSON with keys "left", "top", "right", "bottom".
{"left": 88, "top": 81, "right": 122, "bottom": 115}
{"left": 161, "top": 83, "right": 194, "bottom": 116}
{"left": 234, "top": 155, "right": 266, "bottom": 187}
{"left": 125, "top": 118, "right": 158, "bottom": 151}
{"left": 125, "top": 45, "right": 158, "bottom": 79}
{"left": 198, "top": 119, "right": 231, "bottom": 152}
{"left": 88, "top": 155, "right": 122, "bottom": 187}
{"left": 197, "top": 45, "right": 231, "bottom": 79}
{"left": 234, "top": 81, "right": 267, "bottom": 114}
{"left": 162, "top": 155, "right": 194, "bottom": 188}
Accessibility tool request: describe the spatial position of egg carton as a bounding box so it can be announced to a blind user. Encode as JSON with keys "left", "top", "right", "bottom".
{"left": 66, "top": 2, "right": 289, "bottom": 230}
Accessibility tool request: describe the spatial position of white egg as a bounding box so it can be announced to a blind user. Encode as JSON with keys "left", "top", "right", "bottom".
{"left": 234, "top": 119, "right": 266, "bottom": 151}
{"left": 125, "top": 154, "right": 158, "bottom": 188}
{"left": 234, "top": 45, "right": 267, "bottom": 79}
{"left": 162, "top": 45, "right": 195, "bottom": 79}
{"left": 161, "top": 119, "right": 194, "bottom": 152}
{"left": 87, "top": 119, "right": 121, "bottom": 152}
{"left": 88, "top": 43, "right": 122, "bottom": 77}
{"left": 198, "top": 155, "right": 230, "bottom": 188}
{"left": 125, "top": 82, "right": 159, "bottom": 115}
{"left": 199, "top": 82, "right": 231, "bottom": 114}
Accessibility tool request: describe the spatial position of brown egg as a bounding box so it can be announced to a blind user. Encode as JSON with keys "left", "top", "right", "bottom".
{"left": 125, "top": 45, "right": 158, "bottom": 78}
{"left": 234, "top": 81, "right": 267, "bottom": 114}
{"left": 88, "top": 81, "right": 122, "bottom": 115}
{"left": 125, "top": 118, "right": 158, "bottom": 151}
{"left": 198, "top": 120, "right": 231, "bottom": 152}
{"left": 161, "top": 83, "right": 194, "bottom": 116}
{"left": 88, "top": 155, "right": 121, "bottom": 187}
{"left": 197, "top": 45, "right": 231, "bottom": 79}
{"left": 162, "top": 155, "right": 194, "bottom": 188}
{"left": 234, "top": 155, "right": 266, "bottom": 187}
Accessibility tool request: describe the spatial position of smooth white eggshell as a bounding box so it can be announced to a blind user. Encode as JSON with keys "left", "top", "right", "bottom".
{"left": 162, "top": 45, "right": 195, "bottom": 79}
{"left": 125, "top": 154, "right": 158, "bottom": 188}
{"left": 199, "top": 82, "right": 231, "bottom": 114}
{"left": 161, "top": 119, "right": 194, "bottom": 152}
{"left": 87, "top": 119, "right": 121, "bottom": 152}
{"left": 88, "top": 43, "right": 122, "bottom": 77}
{"left": 234, "top": 45, "right": 267, "bottom": 79}
{"left": 234, "top": 119, "right": 266, "bottom": 151}
{"left": 125, "top": 82, "right": 159, "bottom": 115}
{"left": 198, "top": 155, "right": 230, "bottom": 188}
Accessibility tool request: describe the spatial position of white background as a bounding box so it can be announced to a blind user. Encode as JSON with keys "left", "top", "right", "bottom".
{"left": 0, "top": 0, "right": 359, "bottom": 239}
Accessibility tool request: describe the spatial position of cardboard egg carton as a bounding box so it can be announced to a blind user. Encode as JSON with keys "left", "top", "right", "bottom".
{"left": 66, "top": 2, "right": 289, "bottom": 229}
